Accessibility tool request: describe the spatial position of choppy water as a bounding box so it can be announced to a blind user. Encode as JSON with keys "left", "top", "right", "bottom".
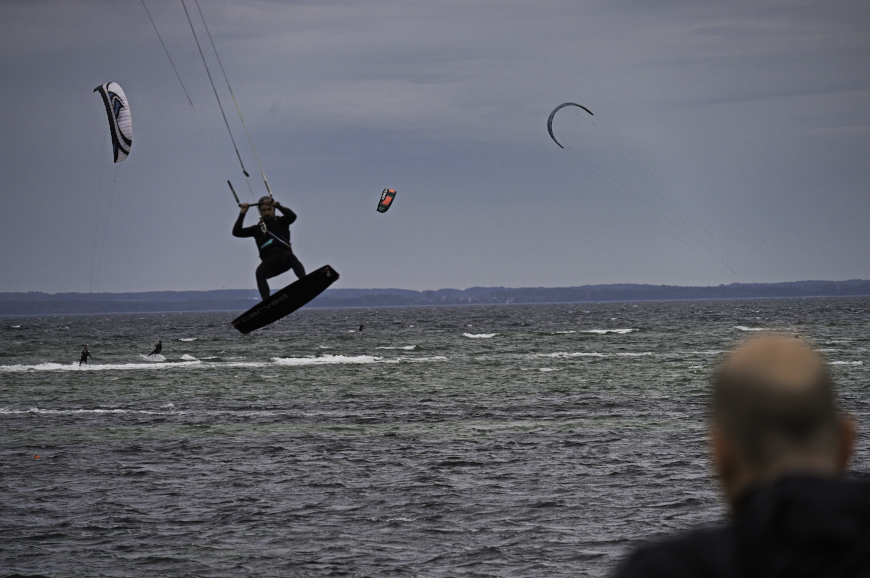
{"left": 2, "top": 298, "right": 869, "bottom": 576}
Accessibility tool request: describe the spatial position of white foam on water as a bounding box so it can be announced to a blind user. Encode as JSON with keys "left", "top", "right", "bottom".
{"left": 539, "top": 367, "right": 560, "bottom": 372}
{"left": 181, "top": 354, "right": 197, "bottom": 361}
{"left": 555, "top": 331, "right": 576, "bottom": 334}
{"left": 377, "top": 345, "right": 418, "bottom": 350}
{"left": 400, "top": 356, "right": 447, "bottom": 363}
{"left": 536, "top": 352, "right": 606, "bottom": 358}
{"left": 0, "top": 361, "right": 202, "bottom": 372}
{"left": 581, "top": 329, "right": 636, "bottom": 335}
{"left": 0, "top": 406, "right": 182, "bottom": 415}
{"left": 735, "top": 326, "right": 766, "bottom": 332}
{"left": 318, "top": 345, "right": 333, "bottom": 349}
{"left": 10, "top": 325, "right": 21, "bottom": 329}
{"left": 463, "top": 333, "right": 497, "bottom": 338}
{"left": 179, "top": 338, "right": 197, "bottom": 342}
{"left": 272, "top": 354, "right": 384, "bottom": 366}
{"left": 141, "top": 354, "right": 166, "bottom": 362}
{"left": 830, "top": 360, "right": 863, "bottom": 365}
{"left": 615, "top": 352, "right": 653, "bottom": 357}
{"left": 816, "top": 348, "right": 839, "bottom": 353}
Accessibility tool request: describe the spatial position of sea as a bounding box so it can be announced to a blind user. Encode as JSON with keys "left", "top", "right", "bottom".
{"left": 2, "top": 297, "right": 869, "bottom": 577}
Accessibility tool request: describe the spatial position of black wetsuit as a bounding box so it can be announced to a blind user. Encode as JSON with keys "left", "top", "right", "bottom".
{"left": 233, "top": 205, "right": 306, "bottom": 301}
{"left": 148, "top": 342, "right": 162, "bottom": 356}
{"left": 79, "top": 349, "right": 93, "bottom": 366}
{"left": 614, "top": 476, "right": 870, "bottom": 578}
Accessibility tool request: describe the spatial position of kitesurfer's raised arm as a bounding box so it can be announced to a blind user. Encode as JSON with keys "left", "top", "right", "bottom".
{"left": 233, "top": 203, "right": 255, "bottom": 238}
{"left": 273, "top": 201, "right": 297, "bottom": 224}
{"left": 233, "top": 199, "right": 297, "bottom": 238}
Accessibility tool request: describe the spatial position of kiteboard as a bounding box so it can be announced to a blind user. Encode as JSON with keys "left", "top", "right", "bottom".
{"left": 231, "top": 265, "right": 339, "bottom": 335}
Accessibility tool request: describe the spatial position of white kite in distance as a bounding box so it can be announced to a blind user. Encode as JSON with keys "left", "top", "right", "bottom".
{"left": 94, "top": 81, "right": 133, "bottom": 163}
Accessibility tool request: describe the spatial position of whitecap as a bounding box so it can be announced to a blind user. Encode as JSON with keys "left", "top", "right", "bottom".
{"left": 141, "top": 354, "right": 166, "bottom": 362}
{"left": 536, "top": 352, "right": 606, "bottom": 358}
{"left": 179, "top": 338, "right": 197, "bottom": 342}
{"left": 616, "top": 352, "right": 653, "bottom": 357}
{"left": 272, "top": 354, "right": 383, "bottom": 366}
{"left": 376, "top": 345, "right": 418, "bottom": 350}
{"left": 735, "top": 326, "right": 766, "bottom": 332}
{"left": 0, "top": 407, "right": 179, "bottom": 415}
{"left": 555, "top": 331, "right": 576, "bottom": 334}
{"left": 539, "top": 368, "right": 560, "bottom": 372}
{"left": 1, "top": 360, "right": 202, "bottom": 372}
{"left": 830, "top": 361, "right": 863, "bottom": 365}
{"left": 581, "top": 329, "right": 636, "bottom": 335}
{"left": 463, "top": 333, "right": 496, "bottom": 338}
{"left": 181, "top": 354, "right": 197, "bottom": 361}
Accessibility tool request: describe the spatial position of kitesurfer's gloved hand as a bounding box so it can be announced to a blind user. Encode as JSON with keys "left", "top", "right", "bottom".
{"left": 239, "top": 203, "right": 250, "bottom": 214}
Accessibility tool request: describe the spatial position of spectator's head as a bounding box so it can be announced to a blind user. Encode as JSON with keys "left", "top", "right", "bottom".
{"left": 710, "top": 334, "right": 855, "bottom": 507}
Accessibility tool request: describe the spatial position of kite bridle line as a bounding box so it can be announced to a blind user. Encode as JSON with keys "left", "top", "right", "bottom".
{"left": 180, "top": 0, "right": 255, "bottom": 201}
{"left": 193, "top": 0, "right": 273, "bottom": 198}
{"left": 141, "top": 0, "right": 254, "bottom": 201}
{"left": 143, "top": 0, "right": 273, "bottom": 202}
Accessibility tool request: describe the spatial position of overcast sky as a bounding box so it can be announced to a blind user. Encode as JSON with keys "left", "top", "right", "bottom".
{"left": 1, "top": 0, "right": 868, "bottom": 293}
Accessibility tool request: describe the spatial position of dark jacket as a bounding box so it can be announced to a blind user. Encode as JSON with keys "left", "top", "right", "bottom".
{"left": 614, "top": 476, "right": 870, "bottom": 578}
{"left": 232, "top": 205, "right": 297, "bottom": 260}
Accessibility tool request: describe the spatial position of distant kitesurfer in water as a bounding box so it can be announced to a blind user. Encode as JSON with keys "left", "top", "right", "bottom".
{"left": 359, "top": 324, "right": 364, "bottom": 332}
{"left": 79, "top": 346, "right": 94, "bottom": 366}
{"left": 233, "top": 197, "right": 305, "bottom": 301}
{"left": 148, "top": 341, "right": 162, "bottom": 356}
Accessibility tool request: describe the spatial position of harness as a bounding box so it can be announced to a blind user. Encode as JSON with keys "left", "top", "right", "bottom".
{"left": 258, "top": 218, "right": 292, "bottom": 251}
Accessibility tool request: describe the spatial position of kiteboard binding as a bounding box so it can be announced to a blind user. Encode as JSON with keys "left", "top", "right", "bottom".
{"left": 231, "top": 265, "right": 339, "bottom": 334}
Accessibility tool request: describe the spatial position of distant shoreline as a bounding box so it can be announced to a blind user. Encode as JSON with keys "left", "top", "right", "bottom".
{"left": 2, "top": 280, "right": 869, "bottom": 316}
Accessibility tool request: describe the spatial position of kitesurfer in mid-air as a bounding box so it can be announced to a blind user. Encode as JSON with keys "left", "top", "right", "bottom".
{"left": 233, "top": 197, "right": 306, "bottom": 301}
{"left": 79, "top": 346, "right": 94, "bottom": 366}
{"left": 148, "top": 341, "right": 162, "bottom": 356}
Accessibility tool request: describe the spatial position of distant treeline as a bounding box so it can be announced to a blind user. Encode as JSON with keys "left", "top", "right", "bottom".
{"left": 2, "top": 280, "right": 870, "bottom": 316}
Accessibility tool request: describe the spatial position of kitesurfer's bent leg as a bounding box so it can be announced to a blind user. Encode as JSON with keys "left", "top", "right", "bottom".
{"left": 289, "top": 254, "right": 305, "bottom": 280}
{"left": 255, "top": 253, "right": 306, "bottom": 301}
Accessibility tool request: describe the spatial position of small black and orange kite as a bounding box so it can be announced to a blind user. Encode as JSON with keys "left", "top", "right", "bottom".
{"left": 377, "top": 189, "right": 396, "bottom": 213}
